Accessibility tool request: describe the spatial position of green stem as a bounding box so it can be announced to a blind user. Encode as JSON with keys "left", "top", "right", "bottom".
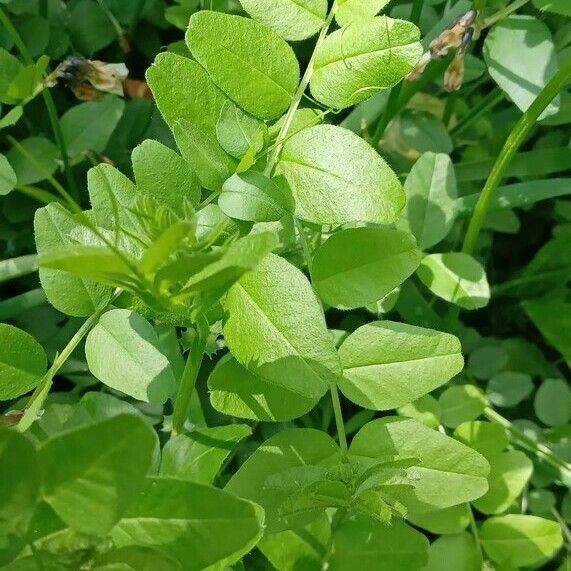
{"left": 264, "top": 0, "right": 339, "bottom": 175}
{"left": 294, "top": 217, "right": 313, "bottom": 275}
{"left": 462, "top": 57, "right": 571, "bottom": 254}
{"left": 371, "top": 82, "right": 402, "bottom": 147}
{"left": 15, "top": 184, "right": 63, "bottom": 205}
{"left": 468, "top": 505, "right": 483, "bottom": 561}
{"left": 330, "top": 383, "right": 348, "bottom": 456}
{"left": 6, "top": 135, "right": 77, "bottom": 209}
{"left": 450, "top": 89, "right": 504, "bottom": 137}
{"left": 410, "top": 0, "right": 423, "bottom": 26}
{"left": 482, "top": 0, "right": 531, "bottom": 29}
{"left": 172, "top": 317, "right": 209, "bottom": 436}
{"left": 17, "top": 290, "right": 121, "bottom": 432}
{"left": 0, "top": 6, "right": 79, "bottom": 200}
{"left": 484, "top": 407, "right": 571, "bottom": 478}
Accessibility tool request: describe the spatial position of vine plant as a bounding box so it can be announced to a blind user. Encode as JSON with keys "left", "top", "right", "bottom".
{"left": 2, "top": 1, "right": 571, "bottom": 570}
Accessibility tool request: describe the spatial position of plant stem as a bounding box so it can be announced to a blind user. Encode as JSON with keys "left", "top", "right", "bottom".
{"left": 294, "top": 217, "right": 313, "bottom": 274}
{"left": 410, "top": 0, "right": 423, "bottom": 26}
{"left": 371, "top": 82, "right": 403, "bottom": 147}
{"left": 15, "top": 184, "right": 63, "bottom": 205}
{"left": 482, "top": 0, "right": 530, "bottom": 29}
{"left": 172, "top": 317, "right": 209, "bottom": 436}
{"left": 330, "top": 383, "right": 348, "bottom": 456}
{"left": 17, "top": 290, "right": 121, "bottom": 432}
{"left": 6, "top": 135, "right": 77, "bottom": 209}
{"left": 468, "top": 504, "right": 483, "bottom": 561}
{"left": 0, "top": 6, "right": 79, "bottom": 200}
{"left": 450, "top": 89, "right": 504, "bottom": 137}
{"left": 462, "top": 57, "right": 571, "bottom": 255}
{"left": 484, "top": 407, "right": 571, "bottom": 479}
{"left": 264, "top": 0, "right": 339, "bottom": 175}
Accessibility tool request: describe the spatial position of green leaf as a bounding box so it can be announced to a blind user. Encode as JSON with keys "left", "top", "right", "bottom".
{"left": 0, "top": 106, "right": 23, "bottom": 130}
{"left": 174, "top": 119, "right": 235, "bottom": 191}
{"left": 310, "top": 16, "right": 422, "bottom": 109}
{"left": 223, "top": 253, "right": 341, "bottom": 399}
{"left": 87, "top": 163, "right": 138, "bottom": 230}
{"left": 40, "top": 415, "right": 156, "bottom": 536}
{"left": 0, "top": 153, "right": 16, "bottom": 195}
{"left": 219, "top": 171, "right": 293, "bottom": 222}
{"left": 240, "top": 0, "right": 326, "bottom": 41}
{"left": 276, "top": 124, "right": 404, "bottom": 225}
{"left": 160, "top": 424, "right": 251, "bottom": 484}
{"left": 453, "top": 421, "right": 509, "bottom": 460}
{"left": 486, "top": 372, "right": 533, "bottom": 408}
{"left": 312, "top": 227, "right": 421, "bottom": 309}
{"left": 0, "top": 254, "right": 37, "bottom": 283}
{"left": 0, "top": 430, "right": 39, "bottom": 542}
{"left": 338, "top": 321, "right": 464, "bottom": 410}
{"left": 417, "top": 253, "right": 490, "bottom": 310}
{"left": 68, "top": 0, "right": 117, "bottom": 54}
{"left": 216, "top": 100, "right": 266, "bottom": 160}
{"left": 480, "top": 514, "right": 563, "bottom": 567}
{"left": 336, "top": 0, "right": 391, "bottom": 25}
{"left": 0, "top": 323, "right": 47, "bottom": 400}
{"left": 6, "top": 137, "right": 59, "bottom": 185}
{"left": 186, "top": 11, "right": 300, "bottom": 120}
{"left": 398, "top": 152, "right": 457, "bottom": 250}
{"left": 226, "top": 428, "right": 340, "bottom": 532}
{"left": 534, "top": 378, "right": 571, "bottom": 427}
{"left": 180, "top": 231, "right": 278, "bottom": 297}
{"left": 146, "top": 52, "right": 228, "bottom": 141}
{"left": 208, "top": 354, "right": 319, "bottom": 421}
{"left": 523, "top": 300, "right": 571, "bottom": 365}
{"left": 397, "top": 394, "right": 441, "bottom": 429}
{"left": 439, "top": 385, "right": 487, "bottom": 428}
{"left": 484, "top": 16, "right": 560, "bottom": 119}
{"left": 34, "top": 203, "right": 112, "bottom": 317}
{"left": 329, "top": 514, "right": 428, "bottom": 570}
{"left": 399, "top": 111, "right": 453, "bottom": 155}
{"left": 456, "top": 179, "right": 571, "bottom": 217}
{"left": 111, "top": 477, "right": 264, "bottom": 570}
{"left": 421, "top": 532, "right": 482, "bottom": 571}
{"left": 132, "top": 139, "right": 201, "bottom": 212}
{"left": 40, "top": 245, "right": 135, "bottom": 289}
{"left": 94, "top": 546, "right": 181, "bottom": 571}
{"left": 85, "top": 309, "right": 177, "bottom": 404}
{"left": 350, "top": 417, "right": 490, "bottom": 513}
{"left": 61, "top": 95, "right": 125, "bottom": 159}
{"left": 467, "top": 345, "right": 508, "bottom": 380}
{"left": 473, "top": 451, "right": 533, "bottom": 515}
{"left": 258, "top": 513, "right": 330, "bottom": 570}
{"left": 533, "top": 0, "right": 571, "bottom": 16}
{"left": 407, "top": 504, "right": 470, "bottom": 536}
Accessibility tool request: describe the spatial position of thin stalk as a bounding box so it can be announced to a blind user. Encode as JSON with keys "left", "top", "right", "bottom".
{"left": 330, "top": 383, "right": 348, "bottom": 456}
{"left": 6, "top": 135, "right": 77, "bottom": 211}
{"left": 450, "top": 89, "right": 504, "bottom": 137}
{"left": 172, "top": 317, "right": 209, "bottom": 436}
{"left": 371, "top": 82, "right": 403, "bottom": 147}
{"left": 17, "top": 290, "right": 122, "bottom": 432}
{"left": 294, "top": 217, "right": 313, "bottom": 274}
{"left": 462, "top": 57, "right": 571, "bottom": 254}
{"left": 0, "top": 6, "right": 79, "bottom": 199}
{"left": 482, "top": 0, "right": 530, "bottom": 29}
{"left": 370, "top": 0, "right": 423, "bottom": 147}
{"left": 264, "top": 0, "right": 339, "bottom": 175}
{"left": 15, "top": 184, "right": 63, "bottom": 205}
{"left": 484, "top": 407, "right": 571, "bottom": 478}
{"left": 410, "top": 0, "right": 423, "bottom": 27}
{"left": 468, "top": 505, "right": 483, "bottom": 561}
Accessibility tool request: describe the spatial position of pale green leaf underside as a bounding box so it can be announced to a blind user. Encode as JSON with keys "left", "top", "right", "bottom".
{"left": 311, "top": 16, "right": 422, "bottom": 109}
{"left": 277, "top": 124, "right": 405, "bottom": 225}
{"left": 338, "top": 321, "right": 464, "bottom": 410}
